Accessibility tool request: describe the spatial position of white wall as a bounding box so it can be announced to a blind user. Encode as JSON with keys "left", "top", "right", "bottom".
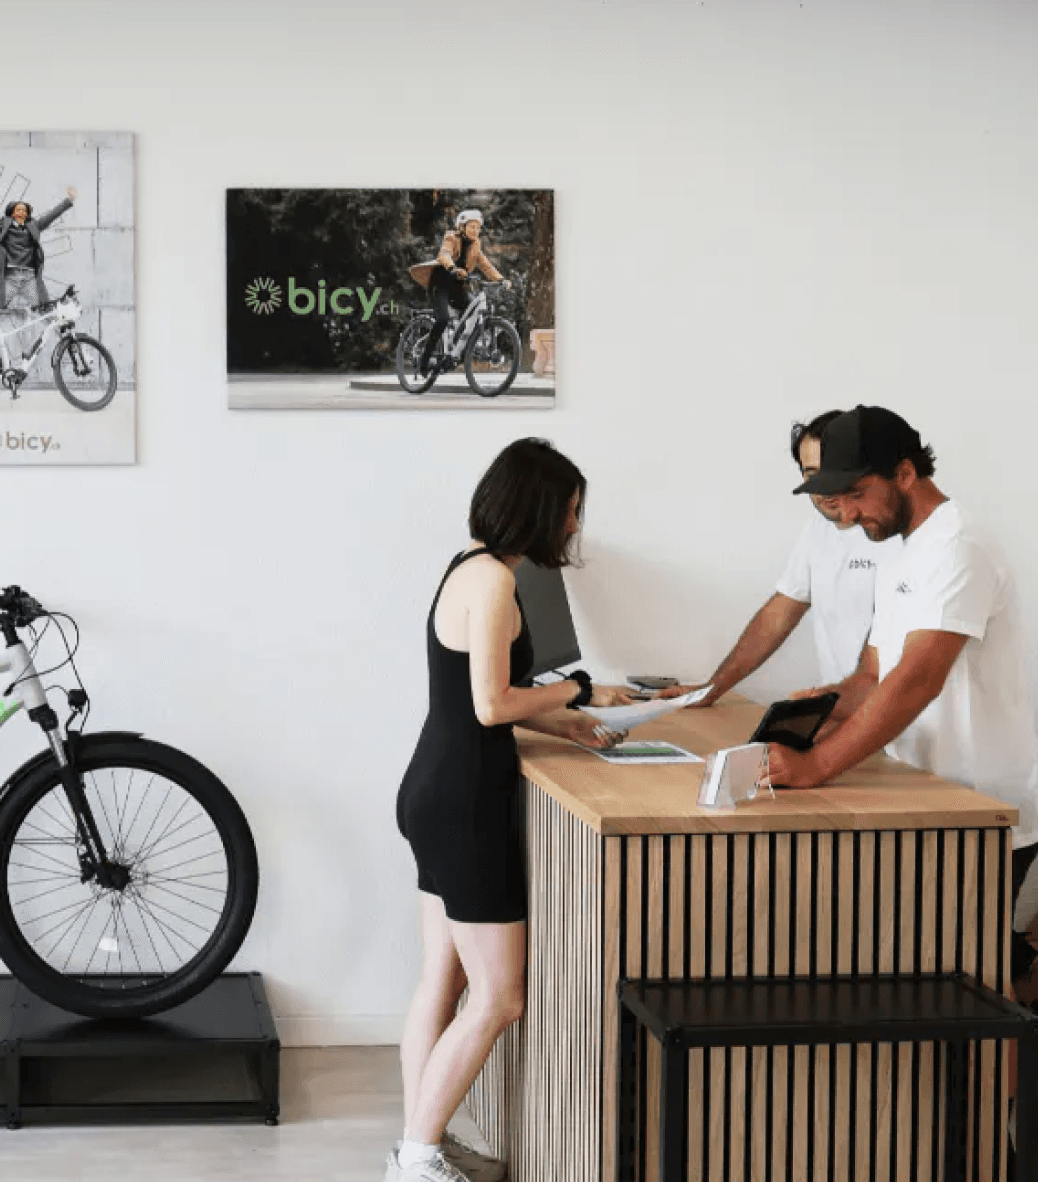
{"left": 1, "top": 0, "right": 1035, "bottom": 1043}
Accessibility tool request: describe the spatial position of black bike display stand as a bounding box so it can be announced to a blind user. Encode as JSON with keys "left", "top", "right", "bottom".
{"left": 0, "top": 971, "right": 279, "bottom": 1128}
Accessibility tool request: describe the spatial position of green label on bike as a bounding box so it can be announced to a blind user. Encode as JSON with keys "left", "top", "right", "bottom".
{"left": 0, "top": 697, "right": 22, "bottom": 725}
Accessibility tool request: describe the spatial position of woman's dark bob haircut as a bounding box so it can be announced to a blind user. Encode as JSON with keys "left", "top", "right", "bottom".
{"left": 469, "top": 438, "right": 586, "bottom": 569}
{"left": 5, "top": 201, "right": 31, "bottom": 218}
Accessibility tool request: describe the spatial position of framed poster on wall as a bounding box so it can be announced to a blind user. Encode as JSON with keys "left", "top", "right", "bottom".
{"left": 0, "top": 132, "right": 135, "bottom": 464}
{"left": 226, "top": 188, "right": 555, "bottom": 410}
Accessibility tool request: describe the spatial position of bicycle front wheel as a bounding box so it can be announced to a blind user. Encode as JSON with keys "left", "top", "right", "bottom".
{"left": 52, "top": 334, "right": 118, "bottom": 411}
{"left": 464, "top": 317, "right": 521, "bottom": 397}
{"left": 0, "top": 736, "right": 258, "bottom": 1018}
{"left": 395, "top": 317, "right": 438, "bottom": 393}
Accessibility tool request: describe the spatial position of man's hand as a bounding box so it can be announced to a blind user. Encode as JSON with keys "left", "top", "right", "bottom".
{"left": 66, "top": 185, "right": 77, "bottom": 201}
{"left": 765, "top": 743, "right": 827, "bottom": 789}
{"left": 654, "top": 682, "right": 720, "bottom": 707}
{"left": 788, "top": 685, "right": 832, "bottom": 701}
{"left": 453, "top": 267, "right": 468, "bottom": 278}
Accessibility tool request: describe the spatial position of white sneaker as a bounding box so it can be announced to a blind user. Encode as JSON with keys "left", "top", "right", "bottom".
{"left": 397, "top": 1148, "right": 473, "bottom": 1181}
{"left": 441, "top": 1131, "right": 506, "bottom": 1181}
{"left": 383, "top": 1146, "right": 403, "bottom": 1182}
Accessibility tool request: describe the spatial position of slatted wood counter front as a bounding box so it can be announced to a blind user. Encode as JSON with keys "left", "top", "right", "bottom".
{"left": 464, "top": 695, "right": 1016, "bottom": 1182}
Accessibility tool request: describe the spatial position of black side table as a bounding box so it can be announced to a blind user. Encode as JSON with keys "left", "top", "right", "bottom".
{"left": 0, "top": 972, "right": 279, "bottom": 1127}
{"left": 618, "top": 973, "right": 1038, "bottom": 1182}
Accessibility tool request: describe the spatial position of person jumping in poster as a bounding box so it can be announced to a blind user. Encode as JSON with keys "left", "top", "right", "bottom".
{"left": 0, "top": 186, "right": 77, "bottom": 311}
{"left": 409, "top": 209, "right": 509, "bottom": 377}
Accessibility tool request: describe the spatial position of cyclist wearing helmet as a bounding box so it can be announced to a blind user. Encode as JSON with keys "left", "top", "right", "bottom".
{"left": 408, "top": 209, "right": 509, "bottom": 378}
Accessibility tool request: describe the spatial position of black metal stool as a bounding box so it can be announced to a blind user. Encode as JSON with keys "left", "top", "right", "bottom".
{"left": 618, "top": 972, "right": 1038, "bottom": 1182}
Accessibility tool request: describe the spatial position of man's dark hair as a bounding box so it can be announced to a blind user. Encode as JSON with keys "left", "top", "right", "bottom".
{"left": 790, "top": 410, "right": 844, "bottom": 468}
{"left": 4, "top": 201, "right": 32, "bottom": 219}
{"left": 469, "top": 438, "right": 586, "bottom": 568}
{"left": 875, "top": 445, "right": 937, "bottom": 480}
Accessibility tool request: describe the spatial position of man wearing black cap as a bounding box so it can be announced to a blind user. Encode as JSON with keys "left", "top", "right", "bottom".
{"left": 659, "top": 410, "right": 893, "bottom": 706}
{"left": 768, "top": 404, "right": 1038, "bottom": 993}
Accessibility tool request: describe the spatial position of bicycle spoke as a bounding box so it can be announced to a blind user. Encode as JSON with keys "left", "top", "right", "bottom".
{"left": 145, "top": 848, "right": 224, "bottom": 876}
{"left": 140, "top": 828, "right": 223, "bottom": 869}
{"left": 83, "top": 910, "right": 117, "bottom": 975}
{"left": 124, "top": 889, "right": 168, "bottom": 977}
{"left": 119, "top": 771, "right": 157, "bottom": 852}
{"left": 140, "top": 880, "right": 223, "bottom": 917}
{"left": 40, "top": 895, "right": 102, "bottom": 956}
{"left": 112, "top": 896, "right": 145, "bottom": 976}
{"left": 10, "top": 880, "right": 83, "bottom": 906}
{"left": 13, "top": 841, "right": 79, "bottom": 875}
{"left": 136, "top": 811, "right": 213, "bottom": 863}
{"left": 134, "top": 796, "right": 191, "bottom": 863}
{"left": 135, "top": 893, "right": 212, "bottom": 936}
{"left": 128, "top": 884, "right": 201, "bottom": 956}
{"left": 60, "top": 893, "right": 106, "bottom": 973}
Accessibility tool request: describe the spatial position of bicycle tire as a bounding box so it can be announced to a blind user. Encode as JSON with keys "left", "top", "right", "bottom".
{"left": 463, "top": 316, "right": 521, "bottom": 397}
{"left": 395, "top": 317, "right": 438, "bottom": 394}
{"left": 52, "top": 334, "right": 118, "bottom": 411}
{"left": 0, "top": 736, "right": 258, "bottom": 1018}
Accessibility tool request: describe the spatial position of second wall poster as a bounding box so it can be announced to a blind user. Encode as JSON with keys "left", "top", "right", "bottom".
{"left": 226, "top": 188, "right": 555, "bottom": 410}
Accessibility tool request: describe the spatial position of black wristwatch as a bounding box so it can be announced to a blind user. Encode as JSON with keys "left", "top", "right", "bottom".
{"left": 565, "top": 669, "right": 593, "bottom": 709}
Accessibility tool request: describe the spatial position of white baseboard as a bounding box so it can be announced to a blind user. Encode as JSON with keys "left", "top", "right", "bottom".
{"left": 275, "top": 1011, "right": 406, "bottom": 1048}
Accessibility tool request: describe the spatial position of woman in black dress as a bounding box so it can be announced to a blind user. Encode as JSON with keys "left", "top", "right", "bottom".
{"left": 388, "top": 439, "right": 631, "bottom": 1182}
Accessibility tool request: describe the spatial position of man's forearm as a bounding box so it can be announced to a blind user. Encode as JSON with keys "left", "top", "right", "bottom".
{"left": 824, "top": 668, "right": 878, "bottom": 720}
{"left": 813, "top": 666, "right": 941, "bottom": 783}
{"left": 707, "top": 593, "right": 809, "bottom": 696}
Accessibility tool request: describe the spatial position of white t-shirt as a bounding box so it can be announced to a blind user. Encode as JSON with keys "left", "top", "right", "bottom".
{"left": 776, "top": 513, "right": 891, "bottom": 685}
{"left": 868, "top": 500, "right": 1038, "bottom": 848}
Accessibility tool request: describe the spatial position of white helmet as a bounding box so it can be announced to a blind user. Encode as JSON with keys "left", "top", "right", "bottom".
{"left": 455, "top": 208, "right": 484, "bottom": 229}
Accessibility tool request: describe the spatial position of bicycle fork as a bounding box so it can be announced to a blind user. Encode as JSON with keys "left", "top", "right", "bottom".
{"left": 0, "top": 634, "right": 123, "bottom": 889}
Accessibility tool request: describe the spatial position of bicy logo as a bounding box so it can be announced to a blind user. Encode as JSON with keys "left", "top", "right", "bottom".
{"left": 0, "top": 431, "right": 57, "bottom": 454}
{"left": 244, "top": 277, "right": 283, "bottom": 315}
{"left": 245, "top": 276, "right": 393, "bottom": 320}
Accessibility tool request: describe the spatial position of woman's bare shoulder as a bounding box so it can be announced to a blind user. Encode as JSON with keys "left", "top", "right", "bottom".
{"left": 455, "top": 551, "right": 515, "bottom": 598}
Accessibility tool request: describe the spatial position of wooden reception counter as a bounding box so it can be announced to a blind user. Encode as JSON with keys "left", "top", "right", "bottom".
{"left": 465, "top": 694, "right": 1015, "bottom": 1182}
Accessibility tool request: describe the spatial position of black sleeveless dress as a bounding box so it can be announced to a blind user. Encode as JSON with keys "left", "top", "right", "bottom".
{"left": 397, "top": 548, "right": 534, "bottom": 923}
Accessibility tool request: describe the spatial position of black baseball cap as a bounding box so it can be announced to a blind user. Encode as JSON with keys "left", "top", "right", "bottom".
{"left": 793, "top": 405, "right": 923, "bottom": 496}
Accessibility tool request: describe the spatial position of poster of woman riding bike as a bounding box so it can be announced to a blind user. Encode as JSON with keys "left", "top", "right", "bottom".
{"left": 0, "top": 132, "right": 135, "bottom": 463}
{"left": 225, "top": 188, "right": 554, "bottom": 409}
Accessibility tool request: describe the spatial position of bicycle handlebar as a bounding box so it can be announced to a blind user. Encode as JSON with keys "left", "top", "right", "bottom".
{"left": 0, "top": 586, "right": 45, "bottom": 626}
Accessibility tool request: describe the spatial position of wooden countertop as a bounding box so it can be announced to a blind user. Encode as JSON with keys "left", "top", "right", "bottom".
{"left": 516, "top": 694, "right": 1017, "bottom": 836}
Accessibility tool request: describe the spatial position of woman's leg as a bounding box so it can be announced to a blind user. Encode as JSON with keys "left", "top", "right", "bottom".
{"left": 400, "top": 891, "right": 469, "bottom": 1132}
{"left": 419, "top": 281, "right": 452, "bottom": 374}
{"left": 407, "top": 916, "right": 526, "bottom": 1146}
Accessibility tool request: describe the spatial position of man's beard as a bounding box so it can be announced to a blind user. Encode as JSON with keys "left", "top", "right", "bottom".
{"left": 864, "top": 489, "right": 913, "bottom": 541}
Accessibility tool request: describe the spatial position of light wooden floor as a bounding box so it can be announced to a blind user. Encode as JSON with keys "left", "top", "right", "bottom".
{"left": 2, "top": 1046, "right": 492, "bottom": 1182}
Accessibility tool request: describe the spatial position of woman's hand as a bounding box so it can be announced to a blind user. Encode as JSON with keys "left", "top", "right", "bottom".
{"left": 589, "top": 684, "right": 635, "bottom": 707}
{"left": 789, "top": 685, "right": 830, "bottom": 701}
{"left": 453, "top": 267, "right": 468, "bottom": 278}
{"left": 66, "top": 185, "right": 77, "bottom": 201}
{"left": 560, "top": 717, "right": 627, "bottom": 749}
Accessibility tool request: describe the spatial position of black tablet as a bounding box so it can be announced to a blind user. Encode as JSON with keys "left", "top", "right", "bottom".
{"left": 748, "top": 693, "right": 840, "bottom": 752}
